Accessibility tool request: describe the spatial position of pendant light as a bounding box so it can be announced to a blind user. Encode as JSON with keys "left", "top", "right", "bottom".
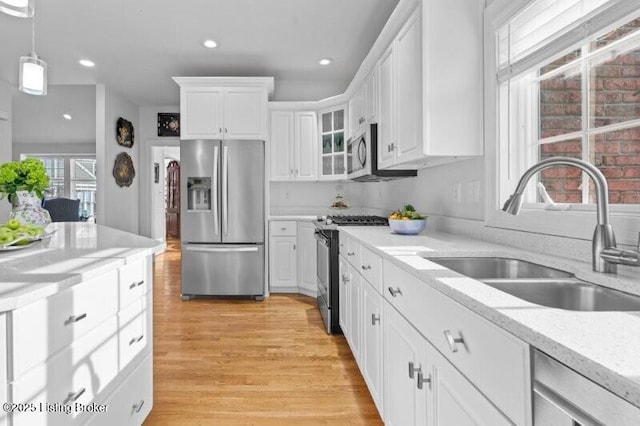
{"left": 18, "top": 0, "right": 46, "bottom": 96}
{"left": 0, "top": 0, "right": 33, "bottom": 18}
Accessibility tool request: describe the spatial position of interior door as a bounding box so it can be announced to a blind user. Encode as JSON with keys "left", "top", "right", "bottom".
{"left": 221, "top": 140, "right": 265, "bottom": 243}
{"left": 165, "top": 160, "right": 180, "bottom": 238}
{"left": 180, "top": 139, "right": 221, "bottom": 243}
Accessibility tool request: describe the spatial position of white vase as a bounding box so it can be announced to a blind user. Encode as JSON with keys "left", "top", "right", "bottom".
{"left": 9, "top": 190, "right": 51, "bottom": 228}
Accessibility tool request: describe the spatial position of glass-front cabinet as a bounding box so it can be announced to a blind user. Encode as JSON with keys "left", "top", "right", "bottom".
{"left": 319, "top": 106, "right": 347, "bottom": 180}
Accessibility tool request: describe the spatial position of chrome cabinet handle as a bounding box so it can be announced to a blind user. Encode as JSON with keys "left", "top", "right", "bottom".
{"left": 129, "top": 280, "right": 144, "bottom": 290}
{"left": 408, "top": 361, "right": 420, "bottom": 379}
{"left": 64, "top": 313, "right": 87, "bottom": 326}
{"left": 132, "top": 400, "right": 145, "bottom": 414}
{"left": 219, "top": 128, "right": 222, "bottom": 133}
{"left": 293, "top": 244, "right": 296, "bottom": 250}
{"left": 342, "top": 274, "right": 350, "bottom": 284}
{"left": 443, "top": 330, "right": 465, "bottom": 353}
{"left": 224, "top": 128, "right": 228, "bottom": 133}
{"left": 129, "top": 334, "right": 144, "bottom": 346}
{"left": 417, "top": 371, "right": 431, "bottom": 390}
{"left": 390, "top": 143, "right": 395, "bottom": 151}
{"left": 347, "top": 252, "right": 355, "bottom": 256}
{"left": 361, "top": 265, "right": 372, "bottom": 270}
{"left": 388, "top": 287, "right": 402, "bottom": 297}
{"left": 371, "top": 313, "right": 380, "bottom": 325}
{"left": 63, "top": 387, "right": 86, "bottom": 404}
{"left": 281, "top": 227, "right": 287, "bottom": 231}
{"left": 295, "top": 169, "right": 299, "bottom": 174}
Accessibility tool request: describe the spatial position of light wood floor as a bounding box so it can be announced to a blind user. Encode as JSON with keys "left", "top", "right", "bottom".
{"left": 144, "top": 239, "right": 382, "bottom": 425}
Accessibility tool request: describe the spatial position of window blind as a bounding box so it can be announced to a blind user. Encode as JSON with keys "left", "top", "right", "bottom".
{"left": 497, "top": 0, "right": 640, "bottom": 82}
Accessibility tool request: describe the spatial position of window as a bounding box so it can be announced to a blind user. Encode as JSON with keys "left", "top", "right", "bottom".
{"left": 319, "top": 107, "right": 346, "bottom": 178}
{"left": 21, "top": 155, "right": 97, "bottom": 221}
{"left": 497, "top": 0, "right": 640, "bottom": 208}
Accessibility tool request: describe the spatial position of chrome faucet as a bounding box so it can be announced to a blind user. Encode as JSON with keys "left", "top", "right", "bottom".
{"left": 502, "top": 156, "right": 640, "bottom": 273}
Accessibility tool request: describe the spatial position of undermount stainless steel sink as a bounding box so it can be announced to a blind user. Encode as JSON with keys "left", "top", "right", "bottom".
{"left": 429, "top": 257, "right": 573, "bottom": 279}
{"left": 427, "top": 257, "right": 640, "bottom": 311}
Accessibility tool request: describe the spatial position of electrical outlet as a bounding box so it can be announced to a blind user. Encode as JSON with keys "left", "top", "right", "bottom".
{"left": 453, "top": 182, "right": 462, "bottom": 203}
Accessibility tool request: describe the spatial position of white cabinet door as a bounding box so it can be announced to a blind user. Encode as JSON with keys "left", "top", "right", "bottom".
{"left": 427, "top": 344, "right": 512, "bottom": 426}
{"left": 296, "top": 222, "right": 317, "bottom": 295}
{"left": 181, "top": 89, "right": 224, "bottom": 139}
{"left": 383, "top": 300, "right": 428, "bottom": 426}
{"left": 377, "top": 46, "right": 395, "bottom": 169}
{"left": 224, "top": 90, "right": 265, "bottom": 139}
{"left": 364, "top": 67, "right": 378, "bottom": 122}
{"left": 362, "top": 281, "right": 383, "bottom": 416}
{"left": 270, "top": 111, "right": 294, "bottom": 181}
{"left": 339, "top": 255, "right": 350, "bottom": 337}
{"left": 394, "top": 9, "right": 423, "bottom": 164}
{"left": 269, "top": 236, "right": 297, "bottom": 291}
{"left": 349, "top": 85, "right": 365, "bottom": 137}
{"left": 347, "top": 264, "right": 362, "bottom": 362}
{"left": 294, "top": 112, "right": 318, "bottom": 180}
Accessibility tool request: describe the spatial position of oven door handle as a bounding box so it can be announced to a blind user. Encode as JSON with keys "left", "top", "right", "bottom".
{"left": 314, "top": 231, "right": 330, "bottom": 247}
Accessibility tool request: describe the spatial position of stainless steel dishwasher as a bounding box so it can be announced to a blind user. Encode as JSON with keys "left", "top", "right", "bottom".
{"left": 533, "top": 350, "right": 640, "bottom": 425}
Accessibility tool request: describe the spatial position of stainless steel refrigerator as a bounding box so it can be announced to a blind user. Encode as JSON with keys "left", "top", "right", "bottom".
{"left": 180, "top": 139, "right": 265, "bottom": 300}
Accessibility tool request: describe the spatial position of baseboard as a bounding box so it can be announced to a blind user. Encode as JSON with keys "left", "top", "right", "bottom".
{"left": 298, "top": 283, "right": 317, "bottom": 298}
{"left": 269, "top": 286, "right": 299, "bottom": 294}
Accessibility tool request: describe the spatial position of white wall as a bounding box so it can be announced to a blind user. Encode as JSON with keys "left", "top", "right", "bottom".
{"left": 12, "top": 85, "right": 96, "bottom": 145}
{"left": 137, "top": 105, "right": 180, "bottom": 237}
{"left": 270, "top": 181, "right": 364, "bottom": 215}
{"left": 0, "top": 80, "right": 12, "bottom": 219}
{"left": 12, "top": 143, "right": 95, "bottom": 160}
{"left": 360, "top": 158, "right": 485, "bottom": 220}
{"left": 96, "top": 84, "right": 140, "bottom": 234}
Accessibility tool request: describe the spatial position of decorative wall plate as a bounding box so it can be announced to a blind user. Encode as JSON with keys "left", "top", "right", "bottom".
{"left": 113, "top": 152, "right": 135, "bottom": 187}
{"left": 157, "top": 113, "right": 180, "bottom": 137}
{"left": 116, "top": 117, "right": 134, "bottom": 147}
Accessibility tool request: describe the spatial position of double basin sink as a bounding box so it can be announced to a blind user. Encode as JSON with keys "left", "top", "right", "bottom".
{"left": 428, "top": 257, "right": 640, "bottom": 311}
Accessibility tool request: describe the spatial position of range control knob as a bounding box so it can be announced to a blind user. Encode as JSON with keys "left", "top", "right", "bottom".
{"left": 326, "top": 219, "right": 333, "bottom": 225}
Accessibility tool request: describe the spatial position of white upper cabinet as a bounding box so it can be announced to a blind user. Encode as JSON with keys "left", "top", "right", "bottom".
{"left": 348, "top": 85, "right": 365, "bottom": 138}
{"left": 319, "top": 106, "right": 347, "bottom": 180}
{"left": 174, "top": 77, "right": 273, "bottom": 140}
{"left": 364, "top": 67, "right": 378, "bottom": 123}
{"left": 378, "top": 46, "right": 395, "bottom": 169}
{"left": 269, "top": 110, "right": 318, "bottom": 181}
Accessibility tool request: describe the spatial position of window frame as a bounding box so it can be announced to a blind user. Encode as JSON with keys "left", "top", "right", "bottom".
{"left": 485, "top": 0, "right": 640, "bottom": 247}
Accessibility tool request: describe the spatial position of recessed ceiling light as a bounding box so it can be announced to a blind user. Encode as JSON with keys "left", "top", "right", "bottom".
{"left": 203, "top": 40, "right": 218, "bottom": 49}
{"left": 79, "top": 59, "right": 95, "bottom": 68}
{"left": 63, "top": 113, "right": 72, "bottom": 120}
{"left": 318, "top": 58, "right": 334, "bottom": 66}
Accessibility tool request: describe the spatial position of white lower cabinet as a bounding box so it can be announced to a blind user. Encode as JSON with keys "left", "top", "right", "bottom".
{"left": 268, "top": 220, "right": 317, "bottom": 295}
{"left": 347, "top": 264, "right": 362, "bottom": 361}
{"left": 361, "top": 281, "right": 383, "bottom": 415}
{"left": 338, "top": 255, "right": 350, "bottom": 336}
{"left": 383, "top": 300, "right": 428, "bottom": 426}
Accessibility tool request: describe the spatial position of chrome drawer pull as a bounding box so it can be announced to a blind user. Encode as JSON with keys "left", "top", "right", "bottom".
{"left": 361, "top": 265, "right": 372, "bottom": 270}
{"left": 129, "top": 280, "right": 144, "bottom": 290}
{"left": 64, "top": 313, "right": 87, "bottom": 326}
{"left": 342, "top": 274, "right": 350, "bottom": 284}
{"left": 129, "top": 334, "right": 144, "bottom": 346}
{"left": 388, "top": 287, "right": 402, "bottom": 297}
{"left": 417, "top": 371, "right": 431, "bottom": 390}
{"left": 281, "top": 227, "right": 287, "bottom": 231}
{"left": 371, "top": 314, "right": 380, "bottom": 325}
{"left": 408, "top": 361, "right": 420, "bottom": 379}
{"left": 347, "top": 252, "right": 355, "bottom": 256}
{"left": 132, "top": 399, "right": 145, "bottom": 413}
{"left": 443, "top": 330, "right": 465, "bottom": 353}
{"left": 63, "top": 388, "right": 86, "bottom": 404}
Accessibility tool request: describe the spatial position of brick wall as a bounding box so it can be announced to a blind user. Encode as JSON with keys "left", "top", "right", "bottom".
{"left": 539, "top": 19, "right": 640, "bottom": 204}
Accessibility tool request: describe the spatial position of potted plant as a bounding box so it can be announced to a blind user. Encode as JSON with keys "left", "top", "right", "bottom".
{"left": 0, "top": 159, "right": 51, "bottom": 227}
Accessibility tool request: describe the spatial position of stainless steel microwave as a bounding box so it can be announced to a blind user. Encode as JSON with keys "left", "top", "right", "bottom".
{"left": 347, "top": 123, "right": 416, "bottom": 182}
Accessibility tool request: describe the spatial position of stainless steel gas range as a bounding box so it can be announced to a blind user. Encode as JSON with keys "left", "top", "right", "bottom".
{"left": 314, "top": 215, "right": 389, "bottom": 334}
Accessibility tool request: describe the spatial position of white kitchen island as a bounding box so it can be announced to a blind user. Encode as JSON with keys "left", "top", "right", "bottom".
{"left": 0, "top": 223, "right": 164, "bottom": 426}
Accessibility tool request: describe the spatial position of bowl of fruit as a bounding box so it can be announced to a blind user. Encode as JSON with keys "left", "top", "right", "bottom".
{"left": 0, "top": 219, "right": 47, "bottom": 250}
{"left": 388, "top": 205, "right": 427, "bottom": 235}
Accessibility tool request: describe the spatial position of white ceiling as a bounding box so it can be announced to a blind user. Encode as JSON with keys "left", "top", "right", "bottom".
{"left": 0, "top": 0, "right": 400, "bottom": 105}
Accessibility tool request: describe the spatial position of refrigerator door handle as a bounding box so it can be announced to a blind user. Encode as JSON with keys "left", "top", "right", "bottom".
{"left": 222, "top": 145, "right": 229, "bottom": 236}
{"left": 184, "top": 246, "right": 259, "bottom": 253}
{"left": 213, "top": 145, "right": 219, "bottom": 234}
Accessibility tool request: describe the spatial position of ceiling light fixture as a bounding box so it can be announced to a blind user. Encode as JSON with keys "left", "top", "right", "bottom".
{"left": 19, "top": 1, "right": 46, "bottom": 96}
{"left": 79, "top": 59, "right": 95, "bottom": 68}
{"left": 203, "top": 39, "right": 218, "bottom": 49}
{"left": 318, "top": 58, "right": 333, "bottom": 66}
{"left": 0, "top": 0, "right": 33, "bottom": 18}
{"left": 63, "top": 113, "right": 72, "bottom": 120}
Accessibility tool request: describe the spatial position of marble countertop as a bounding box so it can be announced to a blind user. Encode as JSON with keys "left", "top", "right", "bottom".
{"left": 0, "top": 222, "right": 164, "bottom": 312}
{"left": 268, "top": 215, "right": 318, "bottom": 221}
{"left": 339, "top": 226, "right": 640, "bottom": 408}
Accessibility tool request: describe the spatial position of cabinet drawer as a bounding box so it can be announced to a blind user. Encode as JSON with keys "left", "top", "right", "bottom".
{"left": 12, "top": 317, "right": 119, "bottom": 426}
{"left": 12, "top": 270, "right": 119, "bottom": 379}
{"left": 118, "top": 299, "right": 149, "bottom": 371}
{"left": 383, "top": 261, "right": 530, "bottom": 425}
{"left": 359, "top": 246, "right": 383, "bottom": 294}
{"left": 90, "top": 353, "right": 152, "bottom": 426}
{"left": 118, "top": 259, "right": 146, "bottom": 309}
{"left": 269, "top": 221, "right": 297, "bottom": 236}
{"left": 342, "top": 235, "right": 361, "bottom": 266}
